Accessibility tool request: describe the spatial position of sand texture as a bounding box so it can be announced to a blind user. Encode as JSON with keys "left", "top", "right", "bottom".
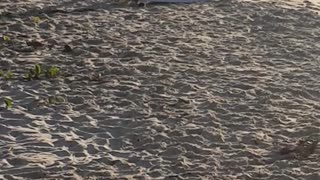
{"left": 0, "top": 0, "right": 320, "bottom": 179}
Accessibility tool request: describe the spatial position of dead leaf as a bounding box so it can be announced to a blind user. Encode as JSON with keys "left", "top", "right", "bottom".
{"left": 26, "top": 40, "right": 44, "bottom": 48}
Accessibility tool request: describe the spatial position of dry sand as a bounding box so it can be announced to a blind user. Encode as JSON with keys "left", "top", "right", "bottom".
{"left": 0, "top": 0, "right": 320, "bottom": 179}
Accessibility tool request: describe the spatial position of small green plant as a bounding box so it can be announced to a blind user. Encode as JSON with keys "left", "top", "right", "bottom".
{"left": 0, "top": 70, "right": 13, "bottom": 80}
{"left": 26, "top": 64, "right": 42, "bottom": 80}
{"left": 48, "top": 97, "right": 57, "bottom": 104}
{"left": 47, "top": 95, "right": 65, "bottom": 105}
{"left": 55, "top": 96, "right": 65, "bottom": 103}
{"left": 34, "top": 64, "right": 41, "bottom": 78}
{"left": 3, "top": 35, "right": 10, "bottom": 41}
{"left": 26, "top": 64, "right": 60, "bottom": 80}
{"left": 46, "top": 66, "right": 59, "bottom": 78}
{"left": 4, "top": 97, "right": 12, "bottom": 109}
{"left": 5, "top": 70, "right": 13, "bottom": 80}
{"left": 25, "top": 73, "right": 32, "bottom": 81}
{"left": 31, "top": 16, "right": 41, "bottom": 24}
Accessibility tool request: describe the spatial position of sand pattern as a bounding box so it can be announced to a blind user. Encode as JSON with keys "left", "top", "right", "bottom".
{"left": 0, "top": 0, "right": 320, "bottom": 179}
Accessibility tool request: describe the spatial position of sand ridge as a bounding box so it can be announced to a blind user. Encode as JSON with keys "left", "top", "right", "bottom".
{"left": 0, "top": 0, "right": 320, "bottom": 179}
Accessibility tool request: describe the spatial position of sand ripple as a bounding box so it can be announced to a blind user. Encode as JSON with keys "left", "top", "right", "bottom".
{"left": 0, "top": 0, "right": 319, "bottom": 179}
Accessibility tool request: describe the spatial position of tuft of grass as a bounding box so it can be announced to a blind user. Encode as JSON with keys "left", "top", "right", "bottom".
{"left": 4, "top": 97, "right": 12, "bottom": 109}
{"left": 0, "top": 70, "right": 13, "bottom": 80}
{"left": 25, "top": 64, "right": 60, "bottom": 81}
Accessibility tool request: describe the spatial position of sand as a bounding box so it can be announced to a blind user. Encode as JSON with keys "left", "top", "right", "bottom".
{"left": 0, "top": 0, "right": 319, "bottom": 179}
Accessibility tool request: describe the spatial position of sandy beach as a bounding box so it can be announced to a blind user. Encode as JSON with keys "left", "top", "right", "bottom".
{"left": 0, "top": 0, "right": 319, "bottom": 179}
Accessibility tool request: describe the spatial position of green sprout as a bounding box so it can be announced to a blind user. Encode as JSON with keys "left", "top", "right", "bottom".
{"left": 46, "top": 66, "right": 59, "bottom": 78}
{"left": 3, "top": 35, "right": 10, "bottom": 41}
{"left": 35, "top": 64, "right": 41, "bottom": 78}
{"left": 26, "top": 64, "right": 42, "bottom": 80}
{"left": 4, "top": 97, "right": 12, "bottom": 109}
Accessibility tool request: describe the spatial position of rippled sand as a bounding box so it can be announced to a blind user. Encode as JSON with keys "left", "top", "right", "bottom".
{"left": 0, "top": 0, "right": 319, "bottom": 179}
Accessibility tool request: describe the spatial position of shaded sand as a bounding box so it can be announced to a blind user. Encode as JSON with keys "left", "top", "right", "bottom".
{"left": 0, "top": 0, "right": 320, "bottom": 179}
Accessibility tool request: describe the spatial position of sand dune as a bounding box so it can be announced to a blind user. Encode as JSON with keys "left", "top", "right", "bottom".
{"left": 0, "top": 0, "right": 319, "bottom": 179}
